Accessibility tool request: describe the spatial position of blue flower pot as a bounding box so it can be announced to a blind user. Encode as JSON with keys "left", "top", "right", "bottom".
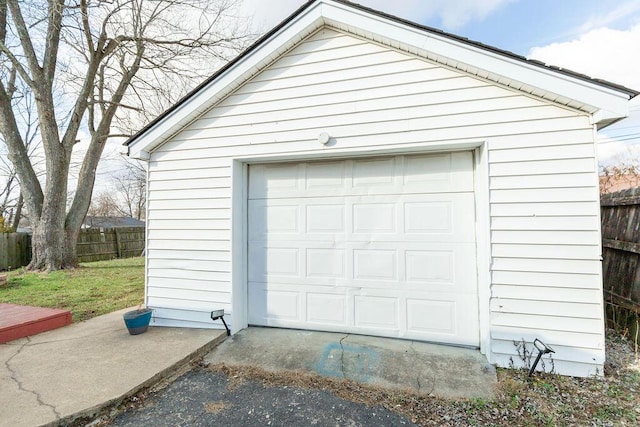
{"left": 123, "top": 309, "right": 153, "bottom": 335}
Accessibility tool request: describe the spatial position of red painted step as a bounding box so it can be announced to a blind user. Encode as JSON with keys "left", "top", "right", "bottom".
{"left": 0, "top": 303, "right": 72, "bottom": 343}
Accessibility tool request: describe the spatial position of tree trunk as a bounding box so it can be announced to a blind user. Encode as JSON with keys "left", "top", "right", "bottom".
{"left": 10, "top": 192, "right": 22, "bottom": 230}
{"left": 30, "top": 217, "right": 80, "bottom": 270}
{"left": 63, "top": 226, "right": 80, "bottom": 267}
{"left": 28, "top": 139, "right": 73, "bottom": 271}
{"left": 30, "top": 216, "right": 67, "bottom": 270}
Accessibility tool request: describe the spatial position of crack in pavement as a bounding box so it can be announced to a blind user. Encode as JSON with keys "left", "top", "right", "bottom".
{"left": 408, "top": 341, "right": 422, "bottom": 391}
{"left": 409, "top": 340, "right": 437, "bottom": 394}
{"left": 339, "top": 334, "right": 350, "bottom": 379}
{"left": 24, "top": 328, "right": 116, "bottom": 347}
{"left": 5, "top": 337, "right": 61, "bottom": 420}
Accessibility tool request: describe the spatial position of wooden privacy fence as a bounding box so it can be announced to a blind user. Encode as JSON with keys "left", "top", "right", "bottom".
{"left": 601, "top": 187, "right": 640, "bottom": 339}
{"left": 0, "top": 232, "right": 32, "bottom": 271}
{"left": 76, "top": 227, "right": 145, "bottom": 262}
{"left": 0, "top": 227, "right": 145, "bottom": 270}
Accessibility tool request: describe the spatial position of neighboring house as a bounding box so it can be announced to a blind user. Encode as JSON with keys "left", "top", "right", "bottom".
{"left": 125, "top": 0, "right": 638, "bottom": 377}
{"left": 82, "top": 216, "right": 145, "bottom": 229}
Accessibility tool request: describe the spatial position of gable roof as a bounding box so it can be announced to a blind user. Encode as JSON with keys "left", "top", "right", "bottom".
{"left": 126, "top": 0, "right": 638, "bottom": 159}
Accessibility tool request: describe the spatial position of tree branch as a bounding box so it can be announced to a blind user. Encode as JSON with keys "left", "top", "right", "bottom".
{"left": 0, "top": 81, "right": 43, "bottom": 218}
{"left": 43, "top": 0, "right": 65, "bottom": 85}
{"left": 0, "top": 40, "right": 35, "bottom": 87}
{"left": 66, "top": 34, "right": 145, "bottom": 231}
{"left": 0, "top": 0, "right": 6, "bottom": 43}
{"left": 6, "top": 0, "right": 43, "bottom": 82}
{"left": 79, "top": 0, "right": 94, "bottom": 53}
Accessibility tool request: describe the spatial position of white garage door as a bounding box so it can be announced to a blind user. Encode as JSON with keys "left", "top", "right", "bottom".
{"left": 247, "top": 152, "right": 479, "bottom": 346}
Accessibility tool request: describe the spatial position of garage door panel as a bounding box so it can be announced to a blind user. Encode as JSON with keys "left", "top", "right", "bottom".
{"left": 352, "top": 157, "right": 396, "bottom": 187}
{"left": 248, "top": 202, "right": 301, "bottom": 240}
{"left": 248, "top": 246, "right": 302, "bottom": 282}
{"left": 306, "top": 248, "right": 346, "bottom": 278}
{"left": 403, "top": 243, "right": 477, "bottom": 289}
{"left": 352, "top": 202, "right": 396, "bottom": 233}
{"left": 248, "top": 152, "right": 474, "bottom": 200}
{"left": 249, "top": 194, "right": 475, "bottom": 242}
{"left": 353, "top": 249, "right": 397, "bottom": 280}
{"left": 248, "top": 152, "right": 479, "bottom": 346}
{"left": 307, "top": 293, "right": 347, "bottom": 325}
{"left": 306, "top": 204, "right": 346, "bottom": 233}
{"left": 406, "top": 299, "right": 457, "bottom": 334}
{"left": 249, "top": 243, "right": 476, "bottom": 293}
{"left": 248, "top": 287, "right": 302, "bottom": 323}
{"left": 354, "top": 295, "right": 399, "bottom": 329}
{"left": 250, "top": 185, "right": 474, "bottom": 199}
{"left": 305, "top": 161, "right": 346, "bottom": 190}
{"left": 403, "top": 201, "right": 451, "bottom": 234}
{"left": 248, "top": 283, "right": 479, "bottom": 344}
{"left": 405, "top": 250, "right": 454, "bottom": 283}
{"left": 249, "top": 163, "right": 301, "bottom": 198}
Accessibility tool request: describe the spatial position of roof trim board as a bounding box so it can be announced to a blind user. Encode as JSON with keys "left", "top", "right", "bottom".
{"left": 126, "top": 0, "right": 637, "bottom": 158}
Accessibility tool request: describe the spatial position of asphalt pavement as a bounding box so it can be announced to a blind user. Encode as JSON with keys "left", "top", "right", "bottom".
{"left": 109, "top": 367, "right": 417, "bottom": 426}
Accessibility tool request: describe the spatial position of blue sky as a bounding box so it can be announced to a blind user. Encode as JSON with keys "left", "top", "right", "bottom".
{"left": 240, "top": 0, "right": 640, "bottom": 165}
{"left": 448, "top": 0, "right": 640, "bottom": 54}
{"left": 243, "top": 1, "right": 640, "bottom": 59}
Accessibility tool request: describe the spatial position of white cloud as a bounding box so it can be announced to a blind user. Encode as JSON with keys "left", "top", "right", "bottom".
{"left": 529, "top": 23, "right": 640, "bottom": 166}
{"left": 240, "top": 0, "right": 514, "bottom": 32}
{"left": 528, "top": 24, "right": 640, "bottom": 91}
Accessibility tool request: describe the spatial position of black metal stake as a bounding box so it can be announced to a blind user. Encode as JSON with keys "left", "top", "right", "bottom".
{"left": 529, "top": 338, "right": 554, "bottom": 377}
{"left": 211, "top": 309, "right": 230, "bottom": 336}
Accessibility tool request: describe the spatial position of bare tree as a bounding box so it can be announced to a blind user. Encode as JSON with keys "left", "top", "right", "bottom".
{"left": 87, "top": 191, "right": 122, "bottom": 217}
{"left": 113, "top": 158, "right": 146, "bottom": 220}
{"left": 599, "top": 162, "right": 640, "bottom": 194}
{"left": 88, "top": 157, "right": 146, "bottom": 219}
{"left": 0, "top": 0, "right": 251, "bottom": 270}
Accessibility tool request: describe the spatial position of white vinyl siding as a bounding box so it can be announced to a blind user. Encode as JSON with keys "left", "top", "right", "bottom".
{"left": 145, "top": 28, "right": 603, "bottom": 376}
{"left": 487, "top": 121, "right": 602, "bottom": 376}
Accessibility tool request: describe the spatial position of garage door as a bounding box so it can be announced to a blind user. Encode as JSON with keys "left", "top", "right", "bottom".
{"left": 247, "top": 152, "right": 479, "bottom": 346}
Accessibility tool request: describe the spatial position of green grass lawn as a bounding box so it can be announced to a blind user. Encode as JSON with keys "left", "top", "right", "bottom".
{"left": 0, "top": 257, "right": 145, "bottom": 322}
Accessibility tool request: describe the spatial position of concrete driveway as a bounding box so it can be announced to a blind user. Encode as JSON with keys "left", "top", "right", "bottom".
{"left": 205, "top": 327, "right": 496, "bottom": 399}
{"left": 108, "top": 327, "right": 496, "bottom": 426}
{"left": 0, "top": 308, "right": 225, "bottom": 427}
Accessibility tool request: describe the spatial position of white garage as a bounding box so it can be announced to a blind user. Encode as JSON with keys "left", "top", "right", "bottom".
{"left": 125, "top": 0, "right": 636, "bottom": 377}
{"left": 247, "top": 153, "right": 479, "bottom": 346}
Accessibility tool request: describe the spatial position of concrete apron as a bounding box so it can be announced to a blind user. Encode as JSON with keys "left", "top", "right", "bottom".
{"left": 205, "top": 327, "right": 497, "bottom": 399}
